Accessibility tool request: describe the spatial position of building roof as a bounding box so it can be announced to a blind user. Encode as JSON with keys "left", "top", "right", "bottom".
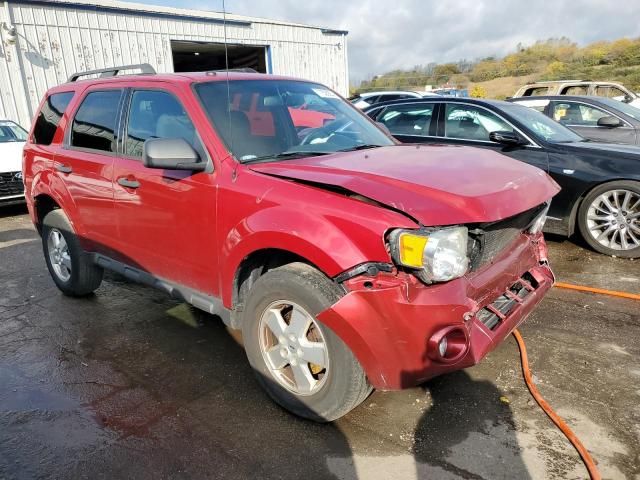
{"left": 16, "top": 0, "right": 348, "bottom": 34}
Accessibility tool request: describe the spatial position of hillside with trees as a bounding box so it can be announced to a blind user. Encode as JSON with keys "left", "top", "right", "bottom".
{"left": 353, "top": 37, "right": 640, "bottom": 99}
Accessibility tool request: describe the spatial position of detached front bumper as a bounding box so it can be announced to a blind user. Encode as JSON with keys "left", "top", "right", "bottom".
{"left": 317, "top": 233, "right": 553, "bottom": 390}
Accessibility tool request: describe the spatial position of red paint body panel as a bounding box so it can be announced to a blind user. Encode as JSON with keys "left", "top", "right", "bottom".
{"left": 23, "top": 73, "right": 559, "bottom": 391}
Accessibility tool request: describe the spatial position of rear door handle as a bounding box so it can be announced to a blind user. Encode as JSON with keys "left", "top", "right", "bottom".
{"left": 56, "top": 164, "right": 72, "bottom": 174}
{"left": 117, "top": 177, "right": 141, "bottom": 189}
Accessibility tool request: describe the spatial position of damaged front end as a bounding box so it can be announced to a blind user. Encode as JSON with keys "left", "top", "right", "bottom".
{"left": 317, "top": 214, "right": 554, "bottom": 390}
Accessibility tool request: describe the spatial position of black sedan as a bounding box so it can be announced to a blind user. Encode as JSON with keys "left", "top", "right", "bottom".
{"left": 508, "top": 95, "right": 640, "bottom": 145}
{"left": 364, "top": 97, "right": 640, "bottom": 258}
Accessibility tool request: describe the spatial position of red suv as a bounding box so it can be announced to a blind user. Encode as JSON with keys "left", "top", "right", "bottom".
{"left": 23, "top": 65, "right": 559, "bottom": 421}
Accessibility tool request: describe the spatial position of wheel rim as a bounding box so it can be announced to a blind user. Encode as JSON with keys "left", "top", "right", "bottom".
{"left": 258, "top": 300, "right": 330, "bottom": 396}
{"left": 586, "top": 189, "right": 640, "bottom": 251}
{"left": 47, "top": 228, "right": 72, "bottom": 282}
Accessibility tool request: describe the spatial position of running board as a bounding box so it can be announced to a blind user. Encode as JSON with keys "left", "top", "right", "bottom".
{"left": 92, "top": 254, "right": 231, "bottom": 326}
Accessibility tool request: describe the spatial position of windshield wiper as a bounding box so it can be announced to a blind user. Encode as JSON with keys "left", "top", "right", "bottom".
{"left": 240, "top": 150, "right": 333, "bottom": 164}
{"left": 338, "top": 144, "right": 383, "bottom": 152}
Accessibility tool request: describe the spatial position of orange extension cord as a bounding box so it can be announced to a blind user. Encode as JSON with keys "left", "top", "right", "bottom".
{"left": 555, "top": 281, "right": 640, "bottom": 301}
{"left": 514, "top": 281, "right": 640, "bottom": 478}
{"left": 512, "top": 329, "right": 601, "bottom": 480}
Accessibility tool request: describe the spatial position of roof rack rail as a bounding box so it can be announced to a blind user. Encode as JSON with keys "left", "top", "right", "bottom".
{"left": 67, "top": 63, "right": 156, "bottom": 83}
{"left": 533, "top": 79, "right": 586, "bottom": 84}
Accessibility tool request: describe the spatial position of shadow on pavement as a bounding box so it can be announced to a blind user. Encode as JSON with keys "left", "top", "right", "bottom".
{"left": 412, "top": 371, "right": 531, "bottom": 479}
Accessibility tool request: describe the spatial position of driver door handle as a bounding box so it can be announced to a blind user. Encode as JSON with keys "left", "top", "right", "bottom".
{"left": 56, "top": 164, "right": 72, "bottom": 174}
{"left": 117, "top": 177, "right": 140, "bottom": 189}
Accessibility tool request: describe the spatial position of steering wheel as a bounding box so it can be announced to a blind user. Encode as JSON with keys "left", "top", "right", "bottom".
{"left": 300, "top": 127, "right": 331, "bottom": 145}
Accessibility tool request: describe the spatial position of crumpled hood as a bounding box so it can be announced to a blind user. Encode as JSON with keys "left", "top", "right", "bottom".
{"left": 249, "top": 145, "right": 560, "bottom": 225}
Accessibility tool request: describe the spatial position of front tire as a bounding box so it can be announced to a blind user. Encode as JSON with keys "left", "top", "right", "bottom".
{"left": 577, "top": 181, "right": 640, "bottom": 258}
{"left": 42, "top": 209, "right": 104, "bottom": 296}
{"left": 241, "top": 263, "right": 371, "bottom": 422}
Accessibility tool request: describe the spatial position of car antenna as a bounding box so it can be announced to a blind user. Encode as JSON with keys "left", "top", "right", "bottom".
{"left": 222, "top": 0, "right": 234, "bottom": 155}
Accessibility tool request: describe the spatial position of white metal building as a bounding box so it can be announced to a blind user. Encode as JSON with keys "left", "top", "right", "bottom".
{"left": 0, "top": 0, "right": 349, "bottom": 127}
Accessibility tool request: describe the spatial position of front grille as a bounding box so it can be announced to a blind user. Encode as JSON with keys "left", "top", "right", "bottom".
{"left": 469, "top": 204, "right": 545, "bottom": 270}
{"left": 476, "top": 272, "right": 539, "bottom": 330}
{"left": 0, "top": 171, "right": 24, "bottom": 198}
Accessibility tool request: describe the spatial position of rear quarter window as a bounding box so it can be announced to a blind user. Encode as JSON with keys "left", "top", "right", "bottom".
{"left": 32, "top": 92, "right": 75, "bottom": 145}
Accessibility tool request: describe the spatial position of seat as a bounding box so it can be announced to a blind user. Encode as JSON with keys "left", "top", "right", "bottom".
{"left": 455, "top": 117, "right": 487, "bottom": 141}
{"left": 559, "top": 105, "right": 583, "bottom": 124}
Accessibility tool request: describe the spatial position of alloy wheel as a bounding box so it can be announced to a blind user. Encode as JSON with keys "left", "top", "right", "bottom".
{"left": 258, "top": 300, "right": 330, "bottom": 396}
{"left": 47, "top": 228, "right": 72, "bottom": 282}
{"left": 586, "top": 189, "right": 640, "bottom": 251}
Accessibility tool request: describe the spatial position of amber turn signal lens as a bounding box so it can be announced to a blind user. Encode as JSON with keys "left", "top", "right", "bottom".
{"left": 398, "top": 232, "right": 428, "bottom": 268}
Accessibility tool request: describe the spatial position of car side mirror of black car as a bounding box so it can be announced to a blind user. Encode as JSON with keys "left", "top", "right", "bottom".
{"left": 596, "top": 116, "right": 623, "bottom": 128}
{"left": 143, "top": 138, "right": 206, "bottom": 171}
{"left": 489, "top": 131, "right": 526, "bottom": 146}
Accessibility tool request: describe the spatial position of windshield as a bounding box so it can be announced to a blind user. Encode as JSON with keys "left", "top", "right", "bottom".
{"left": 0, "top": 121, "right": 28, "bottom": 143}
{"left": 194, "top": 80, "right": 393, "bottom": 163}
{"left": 596, "top": 97, "right": 640, "bottom": 120}
{"left": 501, "top": 103, "right": 584, "bottom": 143}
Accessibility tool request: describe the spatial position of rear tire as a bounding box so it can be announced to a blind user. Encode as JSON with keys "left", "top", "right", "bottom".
{"left": 577, "top": 181, "right": 640, "bottom": 258}
{"left": 42, "top": 209, "right": 104, "bottom": 296}
{"left": 241, "top": 262, "right": 372, "bottom": 422}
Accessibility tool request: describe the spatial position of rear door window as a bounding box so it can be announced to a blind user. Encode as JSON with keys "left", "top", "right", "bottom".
{"left": 124, "top": 90, "right": 203, "bottom": 158}
{"left": 561, "top": 85, "right": 588, "bottom": 95}
{"left": 444, "top": 103, "right": 514, "bottom": 142}
{"left": 71, "top": 90, "right": 123, "bottom": 153}
{"left": 32, "top": 92, "right": 74, "bottom": 145}
{"left": 377, "top": 103, "right": 435, "bottom": 136}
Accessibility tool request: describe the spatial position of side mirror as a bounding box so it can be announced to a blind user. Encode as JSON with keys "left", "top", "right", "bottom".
{"left": 596, "top": 116, "right": 623, "bottom": 128}
{"left": 376, "top": 122, "right": 392, "bottom": 136}
{"left": 143, "top": 138, "right": 206, "bottom": 171}
{"left": 489, "top": 130, "right": 526, "bottom": 146}
{"left": 624, "top": 95, "right": 633, "bottom": 103}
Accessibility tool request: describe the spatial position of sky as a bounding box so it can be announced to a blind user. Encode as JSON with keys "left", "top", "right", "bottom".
{"left": 122, "top": 0, "right": 640, "bottom": 84}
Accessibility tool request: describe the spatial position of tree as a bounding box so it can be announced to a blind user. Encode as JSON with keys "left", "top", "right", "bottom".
{"left": 470, "top": 85, "right": 487, "bottom": 98}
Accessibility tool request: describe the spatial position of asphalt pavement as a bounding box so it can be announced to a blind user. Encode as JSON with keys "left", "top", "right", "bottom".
{"left": 0, "top": 205, "right": 638, "bottom": 479}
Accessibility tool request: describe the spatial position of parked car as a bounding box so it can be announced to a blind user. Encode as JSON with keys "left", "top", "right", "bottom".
{"left": 349, "top": 90, "right": 428, "bottom": 109}
{"left": 0, "top": 119, "right": 28, "bottom": 206}
{"left": 23, "top": 65, "right": 558, "bottom": 421}
{"left": 512, "top": 80, "right": 640, "bottom": 108}
{"left": 365, "top": 97, "right": 640, "bottom": 258}
{"left": 428, "top": 87, "right": 469, "bottom": 97}
{"left": 508, "top": 95, "right": 640, "bottom": 146}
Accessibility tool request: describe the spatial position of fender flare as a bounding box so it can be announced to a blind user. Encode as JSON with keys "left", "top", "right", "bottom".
{"left": 220, "top": 207, "right": 383, "bottom": 308}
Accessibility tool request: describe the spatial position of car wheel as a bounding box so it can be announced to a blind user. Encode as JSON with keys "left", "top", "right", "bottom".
{"left": 577, "top": 180, "right": 640, "bottom": 258}
{"left": 241, "top": 262, "right": 372, "bottom": 422}
{"left": 42, "top": 209, "right": 104, "bottom": 296}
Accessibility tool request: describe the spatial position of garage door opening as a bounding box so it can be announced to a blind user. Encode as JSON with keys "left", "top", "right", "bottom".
{"left": 171, "top": 40, "right": 268, "bottom": 73}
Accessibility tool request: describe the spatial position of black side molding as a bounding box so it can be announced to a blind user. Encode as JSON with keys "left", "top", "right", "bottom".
{"left": 92, "top": 254, "right": 231, "bottom": 326}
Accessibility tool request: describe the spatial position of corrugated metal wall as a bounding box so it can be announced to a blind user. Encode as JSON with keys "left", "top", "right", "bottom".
{"left": 0, "top": 1, "right": 348, "bottom": 126}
